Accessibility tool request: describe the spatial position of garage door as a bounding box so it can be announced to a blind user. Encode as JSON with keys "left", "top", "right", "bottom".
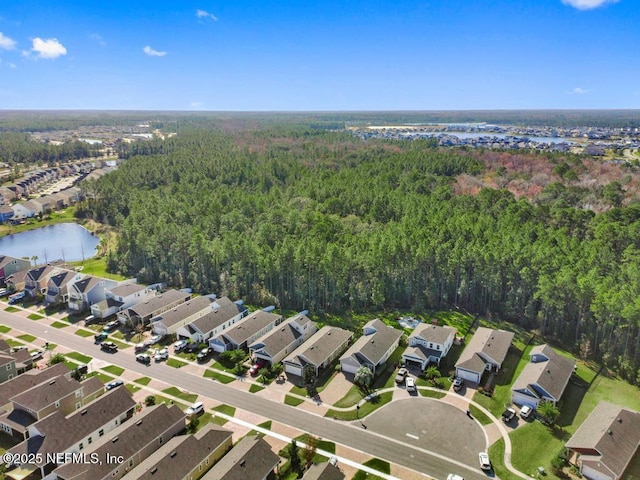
{"left": 340, "top": 360, "right": 358, "bottom": 375}
{"left": 456, "top": 367, "right": 480, "bottom": 384}
{"left": 511, "top": 392, "right": 539, "bottom": 409}
{"left": 285, "top": 364, "right": 303, "bottom": 377}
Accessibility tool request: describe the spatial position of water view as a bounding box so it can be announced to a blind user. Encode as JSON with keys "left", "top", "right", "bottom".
{"left": 0, "top": 223, "right": 100, "bottom": 262}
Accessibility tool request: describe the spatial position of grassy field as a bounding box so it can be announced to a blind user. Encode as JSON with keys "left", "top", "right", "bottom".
{"left": 161, "top": 386, "right": 198, "bottom": 404}
{"left": 101, "top": 365, "right": 125, "bottom": 376}
{"left": 0, "top": 325, "right": 10, "bottom": 333}
{"left": 17, "top": 334, "right": 37, "bottom": 343}
{"left": 68, "top": 256, "right": 126, "bottom": 281}
{"left": 65, "top": 352, "right": 92, "bottom": 364}
{"left": 51, "top": 321, "right": 69, "bottom": 329}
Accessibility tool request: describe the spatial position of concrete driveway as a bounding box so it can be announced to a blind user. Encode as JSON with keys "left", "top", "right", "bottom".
{"left": 362, "top": 397, "right": 487, "bottom": 467}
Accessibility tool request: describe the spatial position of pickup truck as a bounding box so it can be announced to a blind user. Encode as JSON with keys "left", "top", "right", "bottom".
{"left": 502, "top": 407, "right": 516, "bottom": 423}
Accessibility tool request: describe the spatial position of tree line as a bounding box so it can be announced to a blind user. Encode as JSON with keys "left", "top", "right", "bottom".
{"left": 79, "top": 125, "right": 640, "bottom": 384}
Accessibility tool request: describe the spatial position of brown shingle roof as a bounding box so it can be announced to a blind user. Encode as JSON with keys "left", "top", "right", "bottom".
{"left": 190, "top": 297, "right": 245, "bottom": 334}
{"left": 11, "top": 375, "right": 83, "bottom": 412}
{"left": 284, "top": 326, "right": 352, "bottom": 368}
{"left": 126, "top": 290, "right": 191, "bottom": 320}
{"left": 302, "top": 462, "right": 345, "bottom": 480}
{"left": 512, "top": 344, "right": 575, "bottom": 402}
{"left": 200, "top": 435, "right": 279, "bottom": 480}
{"left": 566, "top": 402, "right": 640, "bottom": 479}
{"left": 222, "top": 310, "right": 282, "bottom": 345}
{"left": 0, "top": 363, "right": 68, "bottom": 407}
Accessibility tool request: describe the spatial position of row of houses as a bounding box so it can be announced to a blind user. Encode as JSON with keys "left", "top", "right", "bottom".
{"left": 4, "top": 187, "right": 82, "bottom": 222}
{"left": 0, "top": 358, "right": 343, "bottom": 480}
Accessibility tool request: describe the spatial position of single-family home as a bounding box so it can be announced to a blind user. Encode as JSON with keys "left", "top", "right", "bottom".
{"left": 57, "top": 187, "right": 81, "bottom": 205}
{"left": 5, "top": 269, "right": 29, "bottom": 292}
{"left": 175, "top": 297, "right": 248, "bottom": 343}
{"left": 151, "top": 296, "right": 216, "bottom": 337}
{"left": 0, "top": 341, "right": 33, "bottom": 383}
{"left": 25, "top": 265, "right": 64, "bottom": 298}
{"left": 209, "top": 310, "right": 283, "bottom": 353}
{"left": 91, "top": 282, "right": 156, "bottom": 319}
{"left": 0, "top": 353, "right": 20, "bottom": 384}
{"left": 31, "top": 197, "right": 53, "bottom": 215}
{"left": 283, "top": 326, "right": 352, "bottom": 378}
{"left": 0, "top": 205, "right": 14, "bottom": 223}
{"left": 11, "top": 201, "right": 38, "bottom": 220}
{"left": 249, "top": 313, "right": 318, "bottom": 367}
{"left": 117, "top": 289, "right": 192, "bottom": 326}
{"left": 303, "top": 462, "right": 345, "bottom": 480}
{"left": 0, "top": 256, "right": 31, "bottom": 283}
{"left": 401, "top": 323, "right": 457, "bottom": 370}
{"left": 67, "top": 275, "right": 121, "bottom": 312}
{"left": 454, "top": 327, "right": 515, "bottom": 384}
{"left": 511, "top": 344, "right": 575, "bottom": 408}
{"left": 47, "top": 192, "right": 67, "bottom": 210}
{"left": 0, "top": 186, "right": 19, "bottom": 202}
{"left": 122, "top": 424, "right": 233, "bottom": 480}
{"left": 200, "top": 435, "right": 279, "bottom": 480}
{"left": 4, "top": 387, "right": 136, "bottom": 480}
{"left": 53, "top": 404, "right": 186, "bottom": 480}
{"left": 339, "top": 319, "right": 402, "bottom": 375}
{"left": 44, "top": 269, "right": 85, "bottom": 305}
{"left": 566, "top": 402, "right": 640, "bottom": 480}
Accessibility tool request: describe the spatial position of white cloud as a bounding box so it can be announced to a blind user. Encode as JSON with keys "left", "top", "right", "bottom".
{"left": 196, "top": 9, "right": 218, "bottom": 21}
{"left": 0, "top": 32, "right": 16, "bottom": 50}
{"left": 561, "top": 0, "right": 620, "bottom": 10}
{"left": 568, "top": 87, "right": 589, "bottom": 95}
{"left": 31, "top": 37, "right": 67, "bottom": 59}
{"left": 143, "top": 45, "right": 167, "bottom": 57}
{"left": 90, "top": 33, "right": 106, "bottom": 46}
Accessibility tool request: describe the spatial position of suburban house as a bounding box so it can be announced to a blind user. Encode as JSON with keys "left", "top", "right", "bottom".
{"left": 117, "top": 289, "right": 192, "bottom": 326}
{"left": 454, "top": 327, "right": 515, "bottom": 384}
{"left": 566, "top": 402, "right": 640, "bottom": 480}
{"left": 4, "top": 387, "right": 136, "bottom": 480}
{"left": 511, "top": 344, "right": 576, "bottom": 408}
{"left": 67, "top": 275, "right": 121, "bottom": 312}
{"left": 11, "top": 201, "right": 38, "bottom": 220}
{"left": 91, "top": 282, "right": 156, "bottom": 319}
{"left": 0, "top": 205, "right": 14, "bottom": 223}
{"left": 122, "top": 424, "right": 233, "bottom": 480}
{"left": 150, "top": 296, "right": 217, "bottom": 337}
{"left": 5, "top": 269, "right": 29, "bottom": 292}
{"left": 0, "top": 256, "right": 31, "bottom": 283}
{"left": 175, "top": 297, "right": 248, "bottom": 343}
{"left": 401, "top": 323, "right": 457, "bottom": 370}
{"left": 249, "top": 313, "right": 318, "bottom": 367}
{"left": 53, "top": 404, "right": 186, "bottom": 480}
{"left": 4, "top": 375, "right": 103, "bottom": 440}
{"left": 0, "top": 346, "right": 33, "bottom": 383}
{"left": 0, "top": 363, "right": 68, "bottom": 414}
{"left": 31, "top": 197, "right": 53, "bottom": 214}
{"left": 303, "top": 462, "right": 345, "bottom": 480}
{"left": 339, "top": 319, "right": 403, "bottom": 375}
{"left": 25, "top": 265, "right": 61, "bottom": 298}
{"left": 209, "top": 309, "right": 283, "bottom": 353}
{"left": 0, "top": 353, "right": 20, "bottom": 384}
{"left": 44, "top": 269, "right": 84, "bottom": 305}
{"left": 283, "top": 326, "right": 353, "bottom": 378}
{"left": 200, "top": 435, "right": 279, "bottom": 480}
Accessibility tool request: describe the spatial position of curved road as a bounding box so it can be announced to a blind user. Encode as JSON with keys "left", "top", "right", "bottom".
{"left": 0, "top": 310, "right": 489, "bottom": 480}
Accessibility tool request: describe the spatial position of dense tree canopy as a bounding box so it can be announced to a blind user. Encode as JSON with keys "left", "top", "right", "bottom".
{"left": 80, "top": 125, "right": 640, "bottom": 384}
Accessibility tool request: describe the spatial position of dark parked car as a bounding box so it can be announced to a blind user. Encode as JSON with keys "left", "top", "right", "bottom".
{"left": 106, "top": 380, "right": 124, "bottom": 390}
{"left": 502, "top": 408, "right": 516, "bottom": 423}
{"left": 100, "top": 341, "right": 118, "bottom": 353}
{"left": 94, "top": 333, "right": 108, "bottom": 343}
{"left": 197, "top": 347, "right": 213, "bottom": 362}
{"left": 453, "top": 377, "right": 464, "bottom": 391}
{"left": 136, "top": 353, "right": 151, "bottom": 364}
{"left": 185, "top": 342, "right": 200, "bottom": 353}
{"left": 249, "top": 359, "right": 267, "bottom": 376}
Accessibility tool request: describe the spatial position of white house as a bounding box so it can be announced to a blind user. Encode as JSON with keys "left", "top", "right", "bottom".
{"left": 209, "top": 310, "right": 282, "bottom": 353}
{"left": 67, "top": 276, "right": 121, "bottom": 312}
{"left": 401, "top": 323, "right": 456, "bottom": 370}
{"left": 175, "top": 297, "right": 247, "bottom": 343}
{"left": 90, "top": 282, "right": 156, "bottom": 319}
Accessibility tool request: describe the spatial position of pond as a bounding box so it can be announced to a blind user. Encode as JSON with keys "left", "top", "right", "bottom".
{"left": 0, "top": 223, "right": 100, "bottom": 262}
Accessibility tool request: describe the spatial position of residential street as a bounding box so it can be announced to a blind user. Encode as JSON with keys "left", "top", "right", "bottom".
{"left": 0, "top": 309, "right": 492, "bottom": 480}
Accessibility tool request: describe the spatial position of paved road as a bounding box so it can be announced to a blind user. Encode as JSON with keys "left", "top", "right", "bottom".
{"left": 0, "top": 310, "right": 489, "bottom": 480}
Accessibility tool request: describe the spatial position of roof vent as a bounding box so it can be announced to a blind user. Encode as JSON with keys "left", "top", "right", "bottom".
{"left": 170, "top": 451, "right": 177, "bottom": 458}
{"left": 618, "top": 418, "right": 623, "bottom": 423}
{"left": 608, "top": 429, "right": 613, "bottom": 435}
{"left": 240, "top": 460, "right": 246, "bottom": 467}
{"left": 112, "top": 436, "right": 119, "bottom": 443}
{"left": 136, "top": 420, "right": 143, "bottom": 426}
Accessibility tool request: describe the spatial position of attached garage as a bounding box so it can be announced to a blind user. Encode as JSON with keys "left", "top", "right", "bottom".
{"left": 511, "top": 391, "right": 540, "bottom": 409}
{"left": 284, "top": 363, "right": 303, "bottom": 377}
{"left": 455, "top": 367, "right": 481, "bottom": 384}
{"left": 340, "top": 357, "right": 360, "bottom": 375}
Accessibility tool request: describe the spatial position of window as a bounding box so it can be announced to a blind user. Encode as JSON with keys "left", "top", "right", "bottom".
{"left": 1, "top": 423, "right": 12, "bottom": 433}
{"left": 76, "top": 402, "right": 81, "bottom": 410}
{"left": 6, "top": 365, "right": 11, "bottom": 371}
{"left": 199, "top": 465, "right": 202, "bottom": 472}
{"left": 75, "top": 390, "right": 81, "bottom": 398}
{"left": 159, "top": 435, "right": 163, "bottom": 445}
{"left": 129, "top": 459, "right": 134, "bottom": 468}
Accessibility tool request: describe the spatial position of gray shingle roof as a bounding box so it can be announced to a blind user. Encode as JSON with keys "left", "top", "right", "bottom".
{"left": 54, "top": 404, "right": 185, "bottom": 480}
{"left": 11, "top": 375, "right": 85, "bottom": 413}
{"left": 566, "top": 402, "right": 640, "bottom": 479}
{"left": 152, "top": 296, "right": 214, "bottom": 329}
{"left": 109, "top": 283, "right": 147, "bottom": 297}
{"left": 190, "top": 297, "right": 245, "bottom": 334}
{"left": 125, "top": 423, "right": 233, "bottom": 480}
{"left": 511, "top": 344, "right": 575, "bottom": 401}
{"left": 48, "top": 270, "right": 78, "bottom": 288}
{"left": 251, "top": 315, "right": 316, "bottom": 359}
{"left": 302, "top": 462, "right": 345, "bottom": 480}
{"left": 283, "top": 326, "right": 352, "bottom": 368}
{"left": 340, "top": 320, "right": 402, "bottom": 368}
{"left": 200, "top": 435, "right": 279, "bottom": 480}
{"left": 456, "top": 327, "right": 514, "bottom": 373}
{"left": 410, "top": 324, "right": 456, "bottom": 346}
{"left": 126, "top": 289, "right": 191, "bottom": 320}
{"left": 0, "top": 363, "right": 68, "bottom": 407}
{"left": 222, "top": 310, "right": 282, "bottom": 345}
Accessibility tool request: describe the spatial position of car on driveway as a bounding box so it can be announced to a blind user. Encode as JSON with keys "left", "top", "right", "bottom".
{"left": 479, "top": 452, "right": 491, "bottom": 471}
{"left": 100, "top": 341, "right": 118, "bottom": 353}
{"left": 30, "top": 350, "right": 43, "bottom": 361}
{"left": 185, "top": 401, "right": 204, "bottom": 417}
{"left": 502, "top": 407, "right": 516, "bottom": 423}
{"left": 406, "top": 377, "right": 416, "bottom": 393}
{"left": 173, "top": 339, "right": 187, "bottom": 352}
{"left": 135, "top": 342, "right": 148, "bottom": 352}
{"left": 249, "top": 359, "right": 266, "bottom": 376}
{"left": 520, "top": 405, "right": 533, "bottom": 420}
{"left": 149, "top": 334, "right": 163, "bottom": 345}
{"left": 104, "top": 320, "right": 120, "bottom": 332}
{"left": 453, "top": 377, "right": 464, "bottom": 391}
{"left": 185, "top": 342, "right": 200, "bottom": 353}
{"left": 136, "top": 353, "right": 151, "bottom": 364}
{"left": 154, "top": 348, "right": 169, "bottom": 361}
{"left": 106, "top": 380, "right": 124, "bottom": 390}
{"left": 395, "top": 367, "right": 408, "bottom": 385}
{"left": 197, "top": 347, "right": 213, "bottom": 363}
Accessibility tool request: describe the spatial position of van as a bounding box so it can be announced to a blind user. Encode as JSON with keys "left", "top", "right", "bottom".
{"left": 8, "top": 291, "right": 25, "bottom": 305}
{"left": 186, "top": 401, "right": 204, "bottom": 416}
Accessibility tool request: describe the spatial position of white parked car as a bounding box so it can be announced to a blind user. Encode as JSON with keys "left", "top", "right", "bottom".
{"left": 520, "top": 405, "right": 533, "bottom": 419}
{"left": 406, "top": 377, "right": 416, "bottom": 392}
{"left": 173, "top": 339, "right": 187, "bottom": 352}
{"left": 447, "top": 475, "right": 465, "bottom": 480}
{"left": 185, "top": 401, "right": 204, "bottom": 416}
{"left": 479, "top": 452, "right": 491, "bottom": 471}
{"left": 149, "top": 334, "right": 163, "bottom": 344}
{"left": 154, "top": 348, "right": 169, "bottom": 361}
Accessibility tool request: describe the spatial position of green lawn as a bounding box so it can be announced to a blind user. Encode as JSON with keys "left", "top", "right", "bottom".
{"left": 4, "top": 306, "right": 20, "bottom": 313}
{"left": 74, "top": 329, "right": 94, "bottom": 337}
{"left": 50, "top": 321, "right": 69, "bottom": 329}
{"left": 0, "top": 325, "right": 10, "bottom": 333}
{"left": 166, "top": 358, "right": 187, "bottom": 369}
{"left": 469, "top": 404, "right": 493, "bottom": 426}
{"left": 125, "top": 384, "right": 141, "bottom": 394}
{"left": 27, "top": 313, "right": 44, "bottom": 321}
{"left": 17, "top": 334, "right": 37, "bottom": 343}
{"left": 488, "top": 438, "right": 514, "bottom": 480}
{"left": 134, "top": 377, "right": 151, "bottom": 385}
{"left": 203, "top": 370, "right": 235, "bottom": 383}
{"left": 212, "top": 404, "right": 236, "bottom": 416}
{"left": 88, "top": 372, "right": 113, "bottom": 384}
{"left": 101, "top": 365, "right": 125, "bottom": 376}
{"left": 326, "top": 392, "right": 393, "bottom": 420}
{"left": 0, "top": 207, "right": 77, "bottom": 237}
{"left": 418, "top": 389, "right": 446, "bottom": 399}
{"left": 249, "top": 384, "right": 264, "bottom": 393}
{"left": 5, "top": 339, "right": 23, "bottom": 348}
{"left": 161, "top": 387, "right": 198, "bottom": 404}
{"left": 293, "top": 434, "right": 336, "bottom": 454}
{"left": 510, "top": 422, "right": 566, "bottom": 480}
{"left": 363, "top": 458, "right": 391, "bottom": 475}
{"left": 284, "top": 395, "right": 305, "bottom": 407}
{"left": 69, "top": 256, "right": 126, "bottom": 281}
{"left": 333, "top": 384, "right": 365, "bottom": 408}
{"left": 65, "top": 352, "right": 92, "bottom": 364}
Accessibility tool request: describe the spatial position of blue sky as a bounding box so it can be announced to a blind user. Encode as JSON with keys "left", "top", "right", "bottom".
{"left": 0, "top": 0, "right": 637, "bottom": 110}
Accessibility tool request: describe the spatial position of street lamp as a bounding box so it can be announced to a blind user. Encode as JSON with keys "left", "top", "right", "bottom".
{"left": 356, "top": 404, "right": 366, "bottom": 429}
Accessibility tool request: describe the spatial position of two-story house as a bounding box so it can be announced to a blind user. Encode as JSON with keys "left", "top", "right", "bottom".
{"left": 91, "top": 282, "right": 156, "bottom": 320}
{"left": 200, "top": 435, "right": 279, "bottom": 480}
{"left": 151, "top": 296, "right": 217, "bottom": 337}
{"left": 118, "top": 289, "right": 192, "bottom": 326}
{"left": 175, "top": 297, "right": 248, "bottom": 343}
{"left": 402, "top": 323, "right": 457, "bottom": 370}
{"left": 455, "top": 327, "right": 514, "bottom": 384}
{"left": 44, "top": 270, "right": 85, "bottom": 306}
{"left": 25, "top": 265, "right": 61, "bottom": 298}
{"left": 249, "top": 313, "right": 318, "bottom": 367}
{"left": 0, "top": 256, "right": 31, "bottom": 284}
{"left": 67, "top": 275, "right": 121, "bottom": 312}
